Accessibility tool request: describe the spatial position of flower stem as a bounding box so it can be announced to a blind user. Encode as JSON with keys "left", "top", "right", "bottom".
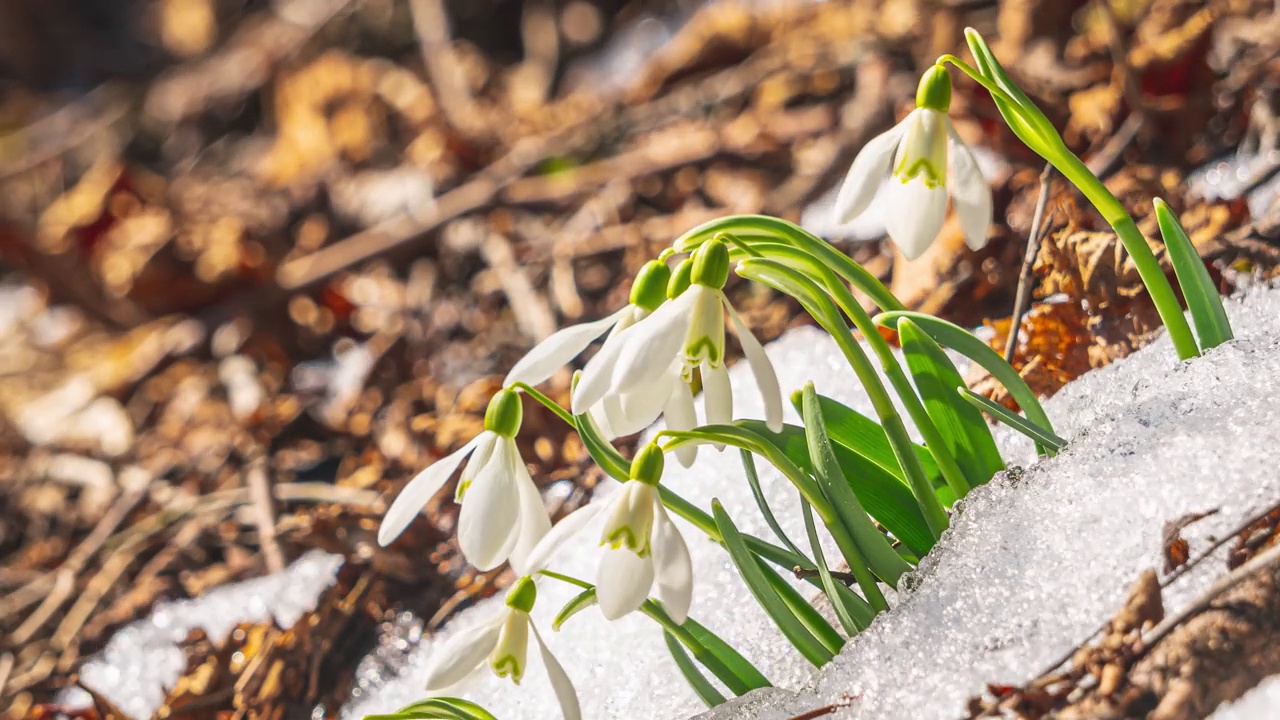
{"left": 510, "top": 381, "right": 577, "bottom": 427}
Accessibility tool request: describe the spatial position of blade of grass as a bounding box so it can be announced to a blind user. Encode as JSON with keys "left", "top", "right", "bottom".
{"left": 681, "top": 617, "right": 772, "bottom": 690}
{"left": 958, "top": 387, "right": 1066, "bottom": 452}
{"left": 1154, "top": 198, "right": 1233, "bottom": 350}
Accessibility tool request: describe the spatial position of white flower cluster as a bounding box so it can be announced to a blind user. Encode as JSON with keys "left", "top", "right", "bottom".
{"left": 373, "top": 63, "right": 993, "bottom": 719}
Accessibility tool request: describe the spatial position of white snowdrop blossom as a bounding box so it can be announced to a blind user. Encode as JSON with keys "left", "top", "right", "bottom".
{"left": 571, "top": 239, "right": 783, "bottom": 466}
{"left": 832, "top": 64, "right": 992, "bottom": 260}
{"left": 377, "top": 388, "right": 550, "bottom": 572}
{"left": 423, "top": 576, "right": 581, "bottom": 720}
{"left": 504, "top": 259, "right": 671, "bottom": 390}
{"left": 594, "top": 443, "right": 693, "bottom": 622}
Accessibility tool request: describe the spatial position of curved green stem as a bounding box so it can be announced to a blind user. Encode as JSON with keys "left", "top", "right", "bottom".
{"left": 510, "top": 381, "right": 575, "bottom": 427}
{"left": 736, "top": 260, "right": 950, "bottom": 537}
{"left": 747, "top": 243, "right": 973, "bottom": 497}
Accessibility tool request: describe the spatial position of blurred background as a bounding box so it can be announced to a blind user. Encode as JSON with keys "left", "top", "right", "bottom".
{"left": 0, "top": 0, "right": 1277, "bottom": 717}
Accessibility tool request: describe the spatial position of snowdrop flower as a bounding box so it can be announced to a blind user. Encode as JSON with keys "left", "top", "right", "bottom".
{"left": 423, "top": 576, "right": 580, "bottom": 719}
{"left": 594, "top": 443, "right": 693, "bottom": 622}
{"left": 832, "top": 65, "right": 992, "bottom": 260}
{"left": 504, "top": 259, "right": 671, "bottom": 389}
{"left": 571, "top": 239, "right": 783, "bottom": 466}
{"left": 378, "top": 388, "right": 550, "bottom": 572}
{"left": 420, "top": 502, "right": 604, "bottom": 719}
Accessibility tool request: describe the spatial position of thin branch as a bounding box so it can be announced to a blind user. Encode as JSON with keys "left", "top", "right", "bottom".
{"left": 1005, "top": 163, "right": 1054, "bottom": 365}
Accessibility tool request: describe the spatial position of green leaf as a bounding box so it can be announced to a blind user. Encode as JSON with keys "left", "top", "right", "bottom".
{"left": 363, "top": 697, "right": 499, "bottom": 720}
{"left": 681, "top": 617, "right": 772, "bottom": 690}
{"left": 800, "top": 383, "right": 910, "bottom": 593}
{"left": 875, "top": 311, "right": 1057, "bottom": 457}
{"left": 553, "top": 587, "right": 598, "bottom": 631}
{"left": 712, "top": 500, "right": 835, "bottom": 666}
{"left": 640, "top": 601, "right": 757, "bottom": 696}
{"left": 784, "top": 393, "right": 941, "bottom": 482}
{"left": 1154, "top": 198, "right": 1233, "bottom": 350}
{"left": 658, "top": 485, "right": 813, "bottom": 578}
{"left": 739, "top": 450, "right": 809, "bottom": 560}
{"left": 756, "top": 552, "right": 844, "bottom": 657}
{"left": 897, "top": 318, "right": 1004, "bottom": 489}
{"left": 799, "top": 498, "right": 868, "bottom": 636}
{"left": 664, "top": 630, "right": 728, "bottom": 707}
{"left": 738, "top": 418, "right": 934, "bottom": 557}
{"left": 958, "top": 387, "right": 1066, "bottom": 452}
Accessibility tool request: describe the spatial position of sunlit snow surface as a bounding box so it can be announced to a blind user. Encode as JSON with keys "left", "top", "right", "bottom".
{"left": 73, "top": 288, "right": 1280, "bottom": 720}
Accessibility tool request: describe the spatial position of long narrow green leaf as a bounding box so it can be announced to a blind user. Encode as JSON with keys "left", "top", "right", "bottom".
{"left": 364, "top": 698, "right": 499, "bottom": 720}
{"left": 958, "top": 388, "right": 1066, "bottom": 452}
{"left": 658, "top": 486, "right": 815, "bottom": 579}
{"left": 799, "top": 499, "right": 862, "bottom": 636}
{"left": 1154, "top": 198, "right": 1233, "bottom": 350}
{"left": 736, "top": 419, "right": 934, "bottom": 557}
{"left": 755, "top": 553, "right": 843, "bottom": 657}
{"left": 784, "top": 393, "right": 941, "bottom": 481}
{"left": 874, "top": 311, "right": 1057, "bottom": 456}
{"left": 712, "top": 500, "right": 835, "bottom": 666}
{"left": 640, "top": 601, "right": 756, "bottom": 696}
{"left": 898, "top": 319, "right": 1004, "bottom": 489}
{"left": 800, "top": 383, "right": 909, "bottom": 594}
{"left": 739, "top": 449, "right": 808, "bottom": 560}
{"left": 553, "top": 587, "right": 599, "bottom": 631}
{"left": 664, "top": 630, "right": 728, "bottom": 707}
{"left": 681, "top": 618, "right": 772, "bottom": 690}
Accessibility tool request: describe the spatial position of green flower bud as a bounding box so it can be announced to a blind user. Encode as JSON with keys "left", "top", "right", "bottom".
{"left": 691, "top": 237, "right": 730, "bottom": 289}
{"left": 629, "top": 259, "right": 672, "bottom": 312}
{"left": 667, "top": 258, "right": 694, "bottom": 299}
{"left": 505, "top": 575, "right": 538, "bottom": 612}
{"left": 629, "top": 442, "right": 665, "bottom": 486}
{"left": 483, "top": 388, "right": 523, "bottom": 437}
{"left": 916, "top": 64, "right": 952, "bottom": 112}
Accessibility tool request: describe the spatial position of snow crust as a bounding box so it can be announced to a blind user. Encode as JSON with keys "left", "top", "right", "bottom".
{"left": 70, "top": 550, "right": 344, "bottom": 718}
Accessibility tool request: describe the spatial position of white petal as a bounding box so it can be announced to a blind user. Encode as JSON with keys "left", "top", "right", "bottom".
{"left": 518, "top": 501, "right": 607, "bottom": 575}
{"left": 946, "top": 121, "right": 993, "bottom": 251}
{"left": 683, "top": 288, "right": 726, "bottom": 369}
{"left": 650, "top": 502, "right": 693, "bottom": 624}
{"left": 701, "top": 362, "right": 731, "bottom": 453}
{"left": 599, "top": 481, "right": 655, "bottom": 551}
{"left": 883, "top": 177, "right": 948, "bottom": 261}
{"left": 531, "top": 623, "right": 582, "bottom": 720}
{"left": 506, "top": 448, "right": 552, "bottom": 575}
{"left": 609, "top": 292, "right": 697, "bottom": 395}
{"left": 609, "top": 366, "right": 679, "bottom": 438}
{"left": 456, "top": 431, "right": 499, "bottom": 501}
{"left": 598, "top": 393, "right": 627, "bottom": 440}
{"left": 724, "top": 299, "right": 783, "bottom": 433}
{"left": 378, "top": 435, "right": 480, "bottom": 546}
{"left": 832, "top": 120, "right": 909, "bottom": 224}
{"left": 423, "top": 610, "right": 506, "bottom": 691}
{"left": 457, "top": 440, "right": 522, "bottom": 571}
{"left": 570, "top": 319, "right": 635, "bottom": 415}
{"left": 596, "top": 544, "right": 655, "bottom": 620}
{"left": 587, "top": 401, "right": 618, "bottom": 440}
{"left": 664, "top": 381, "right": 699, "bottom": 468}
{"left": 505, "top": 307, "right": 631, "bottom": 387}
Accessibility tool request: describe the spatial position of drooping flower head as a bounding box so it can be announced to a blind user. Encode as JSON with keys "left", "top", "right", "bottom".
{"left": 423, "top": 576, "right": 581, "bottom": 720}
{"left": 504, "top": 258, "right": 671, "bottom": 389}
{"left": 833, "top": 64, "right": 992, "bottom": 260}
{"left": 571, "top": 239, "right": 783, "bottom": 466}
{"left": 594, "top": 443, "right": 693, "bottom": 622}
{"left": 378, "top": 388, "right": 550, "bottom": 572}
